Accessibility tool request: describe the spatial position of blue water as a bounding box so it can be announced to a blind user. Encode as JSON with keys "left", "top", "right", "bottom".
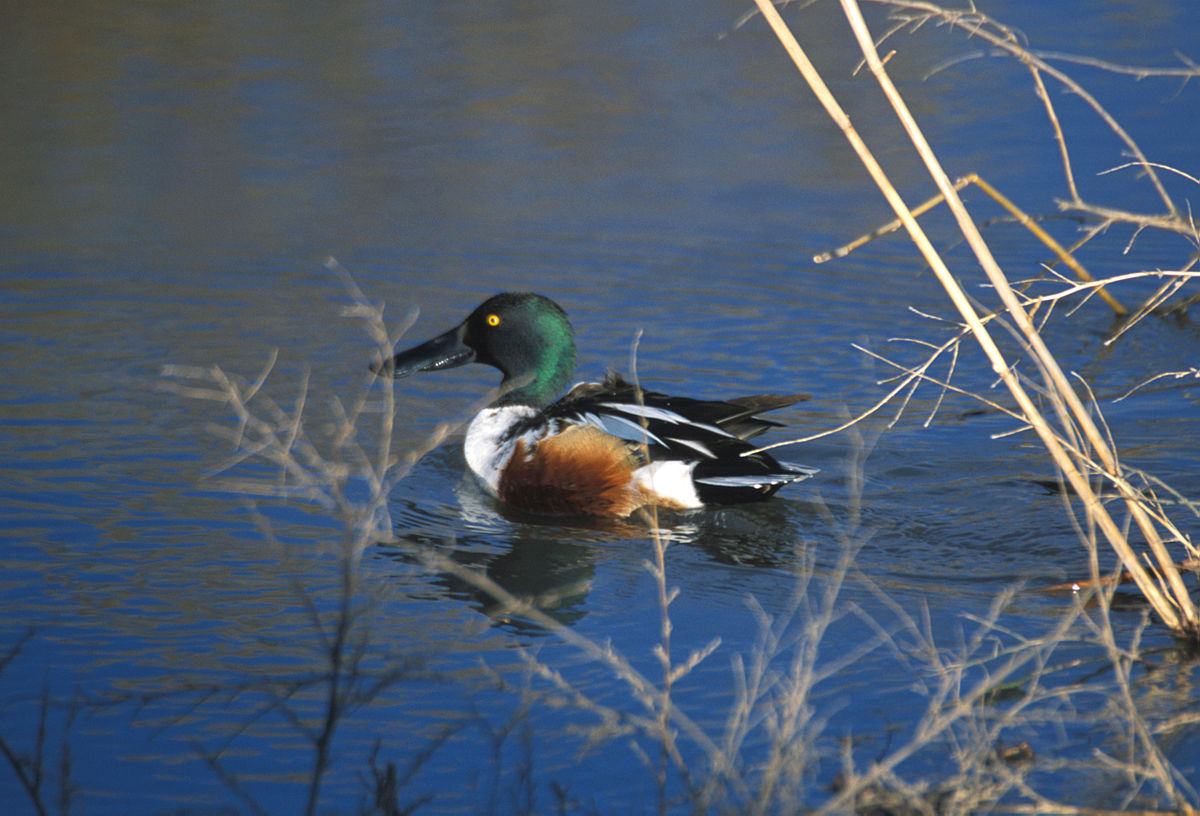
{"left": 3, "top": 1, "right": 1199, "bottom": 813}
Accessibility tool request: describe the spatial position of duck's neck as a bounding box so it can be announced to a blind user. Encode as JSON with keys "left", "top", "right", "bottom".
{"left": 495, "top": 346, "right": 576, "bottom": 409}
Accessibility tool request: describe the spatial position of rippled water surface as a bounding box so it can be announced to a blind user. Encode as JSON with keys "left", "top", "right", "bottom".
{"left": 3, "top": 1, "right": 1200, "bottom": 813}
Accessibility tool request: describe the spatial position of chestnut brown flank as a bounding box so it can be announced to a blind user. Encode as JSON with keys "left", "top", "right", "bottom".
{"left": 498, "top": 425, "right": 688, "bottom": 516}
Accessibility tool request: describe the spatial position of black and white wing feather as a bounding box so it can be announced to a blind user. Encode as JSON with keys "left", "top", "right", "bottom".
{"left": 532, "top": 373, "right": 817, "bottom": 504}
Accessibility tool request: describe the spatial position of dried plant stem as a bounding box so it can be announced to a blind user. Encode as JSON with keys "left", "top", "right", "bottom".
{"left": 839, "top": 0, "right": 1195, "bottom": 630}
{"left": 880, "top": 1, "right": 1200, "bottom": 249}
{"left": 751, "top": 0, "right": 1197, "bottom": 634}
{"left": 155, "top": 262, "right": 1200, "bottom": 811}
{"left": 871, "top": 0, "right": 1184, "bottom": 219}
{"left": 814, "top": 172, "right": 1129, "bottom": 315}
{"left": 161, "top": 264, "right": 465, "bottom": 813}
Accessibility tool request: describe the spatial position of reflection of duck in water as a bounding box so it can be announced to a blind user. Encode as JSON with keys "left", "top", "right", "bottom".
{"left": 436, "top": 533, "right": 597, "bottom": 631}
{"left": 395, "top": 484, "right": 708, "bottom": 632}
{"left": 375, "top": 293, "right": 816, "bottom": 518}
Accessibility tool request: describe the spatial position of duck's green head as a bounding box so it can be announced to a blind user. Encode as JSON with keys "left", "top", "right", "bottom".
{"left": 374, "top": 292, "right": 578, "bottom": 408}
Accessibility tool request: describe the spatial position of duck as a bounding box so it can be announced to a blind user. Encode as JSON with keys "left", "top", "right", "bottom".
{"left": 373, "top": 292, "right": 816, "bottom": 517}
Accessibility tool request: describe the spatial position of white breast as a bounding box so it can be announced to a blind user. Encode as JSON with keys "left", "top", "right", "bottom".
{"left": 463, "top": 405, "right": 538, "bottom": 493}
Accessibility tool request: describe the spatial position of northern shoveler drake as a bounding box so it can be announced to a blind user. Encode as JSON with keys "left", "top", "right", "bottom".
{"left": 373, "top": 292, "right": 817, "bottom": 517}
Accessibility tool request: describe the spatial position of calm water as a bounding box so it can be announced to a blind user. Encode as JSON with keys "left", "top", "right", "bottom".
{"left": 3, "top": 1, "right": 1199, "bottom": 813}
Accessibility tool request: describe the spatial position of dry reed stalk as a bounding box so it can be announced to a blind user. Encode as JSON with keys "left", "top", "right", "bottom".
{"left": 750, "top": 0, "right": 1198, "bottom": 636}
{"left": 815, "top": 173, "right": 1129, "bottom": 316}
{"left": 868, "top": 0, "right": 1196, "bottom": 229}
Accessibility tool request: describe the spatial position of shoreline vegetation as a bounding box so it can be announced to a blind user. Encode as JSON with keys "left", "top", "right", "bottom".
{"left": 749, "top": 0, "right": 1199, "bottom": 639}
{"left": 6, "top": 1, "right": 1199, "bottom": 813}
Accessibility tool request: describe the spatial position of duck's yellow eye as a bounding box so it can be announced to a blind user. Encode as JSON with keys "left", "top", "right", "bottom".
{"left": 486, "top": 314, "right": 501, "bottom": 327}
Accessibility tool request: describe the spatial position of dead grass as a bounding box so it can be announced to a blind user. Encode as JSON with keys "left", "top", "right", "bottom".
{"left": 749, "top": 0, "right": 1199, "bottom": 639}
{"left": 150, "top": 246, "right": 1197, "bottom": 812}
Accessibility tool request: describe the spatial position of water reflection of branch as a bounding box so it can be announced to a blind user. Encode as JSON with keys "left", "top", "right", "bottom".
{"left": 0, "top": 659, "right": 49, "bottom": 816}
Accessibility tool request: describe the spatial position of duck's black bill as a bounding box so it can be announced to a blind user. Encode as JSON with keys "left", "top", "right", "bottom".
{"left": 371, "top": 323, "right": 475, "bottom": 379}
